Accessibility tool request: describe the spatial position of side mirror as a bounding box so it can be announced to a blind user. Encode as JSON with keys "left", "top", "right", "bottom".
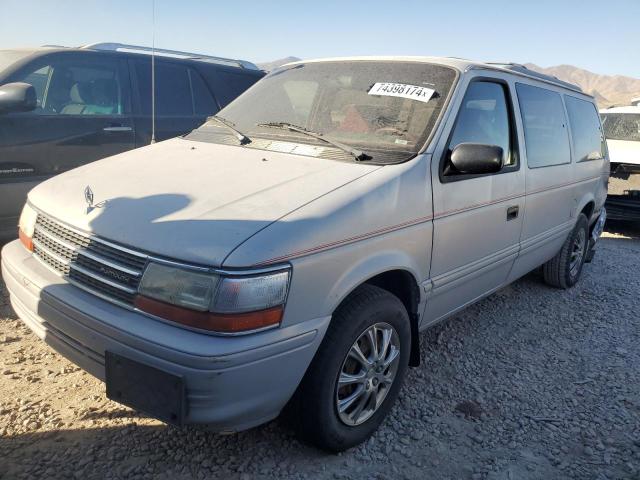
{"left": 0, "top": 82, "right": 37, "bottom": 114}
{"left": 449, "top": 143, "right": 504, "bottom": 175}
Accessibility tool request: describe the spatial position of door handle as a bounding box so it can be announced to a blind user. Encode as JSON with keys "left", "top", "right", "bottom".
{"left": 506, "top": 205, "right": 519, "bottom": 221}
{"left": 103, "top": 126, "right": 133, "bottom": 132}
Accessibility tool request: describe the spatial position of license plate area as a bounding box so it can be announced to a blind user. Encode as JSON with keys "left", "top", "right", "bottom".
{"left": 105, "top": 351, "right": 185, "bottom": 425}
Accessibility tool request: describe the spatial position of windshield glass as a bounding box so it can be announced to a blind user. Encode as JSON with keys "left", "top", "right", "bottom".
{"left": 601, "top": 113, "right": 640, "bottom": 142}
{"left": 0, "top": 50, "right": 34, "bottom": 74}
{"left": 187, "top": 61, "right": 457, "bottom": 163}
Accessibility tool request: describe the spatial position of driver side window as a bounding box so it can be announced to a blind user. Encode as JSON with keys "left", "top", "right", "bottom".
{"left": 13, "top": 57, "right": 126, "bottom": 116}
{"left": 446, "top": 81, "right": 514, "bottom": 175}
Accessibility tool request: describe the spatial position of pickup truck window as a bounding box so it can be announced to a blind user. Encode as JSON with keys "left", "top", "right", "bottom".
{"left": 190, "top": 61, "right": 457, "bottom": 163}
{"left": 601, "top": 113, "right": 640, "bottom": 142}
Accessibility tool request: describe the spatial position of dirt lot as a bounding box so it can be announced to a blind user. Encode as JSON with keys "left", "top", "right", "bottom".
{"left": 1, "top": 224, "right": 639, "bottom": 480}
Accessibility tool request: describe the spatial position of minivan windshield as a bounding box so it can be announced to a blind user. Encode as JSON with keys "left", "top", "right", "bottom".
{"left": 601, "top": 113, "right": 640, "bottom": 142}
{"left": 187, "top": 61, "right": 457, "bottom": 163}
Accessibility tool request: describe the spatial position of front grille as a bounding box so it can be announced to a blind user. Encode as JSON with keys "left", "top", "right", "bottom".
{"left": 32, "top": 214, "right": 147, "bottom": 306}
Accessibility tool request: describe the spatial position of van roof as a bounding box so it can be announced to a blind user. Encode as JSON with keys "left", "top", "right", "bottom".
{"left": 3, "top": 43, "right": 260, "bottom": 71}
{"left": 282, "top": 56, "right": 586, "bottom": 95}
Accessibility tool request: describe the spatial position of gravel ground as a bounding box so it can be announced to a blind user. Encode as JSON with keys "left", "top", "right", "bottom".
{"left": 1, "top": 224, "right": 639, "bottom": 480}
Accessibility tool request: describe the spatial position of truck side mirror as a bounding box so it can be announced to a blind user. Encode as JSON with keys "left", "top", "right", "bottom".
{"left": 0, "top": 82, "right": 37, "bottom": 114}
{"left": 449, "top": 143, "right": 503, "bottom": 175}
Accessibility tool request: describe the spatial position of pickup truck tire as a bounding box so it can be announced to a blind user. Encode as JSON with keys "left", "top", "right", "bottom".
{"left": 543, "top": 213, "right": 589, "bottom": 289}
{"left": 291, "top": 284, "right": 411, "bottom": 452}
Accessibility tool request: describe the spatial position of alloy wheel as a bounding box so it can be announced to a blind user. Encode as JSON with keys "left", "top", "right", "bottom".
{"left": 335, "top": 322, "right": 401, "bottom": 426}
{"left": 569, "top": 228, "right": 586, "bottom": 278}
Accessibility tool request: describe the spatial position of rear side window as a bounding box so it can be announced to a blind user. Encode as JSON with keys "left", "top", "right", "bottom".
{"left": 135, "top": 61, "right": 218, "bottom": 116}
{"left": 189, "top": 69, "right": 218, "bottom": 115}
{"left": 565, "top": 96, "right": 605, "bottom": 161}
{"left": 156, "top": 63, "right": 192, "bottom": 116}
{"left": 205, "top": 69, "right": 259, "bottom": 108}
{"left": 516, "top": 83, "right": 571, "bottom": 168}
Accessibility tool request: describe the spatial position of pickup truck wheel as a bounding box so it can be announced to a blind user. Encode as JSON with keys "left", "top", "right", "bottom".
{"left": 543, "top": 213, "right": 589, "bottom": 289}
{"left": 292, "top": 284, "right": 410, "bottom": 452}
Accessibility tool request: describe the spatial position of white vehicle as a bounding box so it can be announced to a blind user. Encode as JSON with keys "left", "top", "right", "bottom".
{"left": 2, "top": 57, "right": 608, "bottom": 451}
{"left": 600, "top": 105, "right": 640, "bottom": 220}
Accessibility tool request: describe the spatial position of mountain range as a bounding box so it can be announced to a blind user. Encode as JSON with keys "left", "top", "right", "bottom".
{"left": 257, "top": 57, "right": 640, "bottom": 107}
{"left": 524, "top": 63, "right": 640, "bottom": 107}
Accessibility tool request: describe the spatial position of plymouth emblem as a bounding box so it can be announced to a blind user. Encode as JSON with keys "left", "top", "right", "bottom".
{"left": 84, "top": 186, "right": 106, "bottom": 214}
{"left": 84, "top": 186, "right": 94, "bottom": 208}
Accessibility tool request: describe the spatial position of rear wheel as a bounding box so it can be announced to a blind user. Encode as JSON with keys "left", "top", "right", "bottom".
{"left": 543, "top": 213, "right": 589, "bottom": 289}
{"left": 291, "top": 284, "right": 411, "bottom": 452}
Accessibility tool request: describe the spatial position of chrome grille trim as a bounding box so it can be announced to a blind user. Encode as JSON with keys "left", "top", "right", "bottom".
{"left": 67, "top": 277, "right": 133, "bottom": 310}
{"left": 35, "top": 225, "right": 79, "bottom": 253}
{"left": 69, "top": 263, "right": 138, "bottom": 294}
{"left": 75, "top": 244, "right": 141, "bottom": 277}
{"left": 32, "top": 214, "right": 146, "bottom": 306}
{"left": 32, "top": 238, "right": 71, "bottom": 266}
{"left": 29, "top": 211, "right": 292, "bottom": 333}
{"left": 34, "top": 226, "right": 140, "bottom": 276}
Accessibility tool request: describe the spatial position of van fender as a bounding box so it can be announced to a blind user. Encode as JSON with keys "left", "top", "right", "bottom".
{"left": 575, "top": 191, "right": 596, "bottom": 224}
{"left": 322, "top": 249, "right": 426, "bottom": 366}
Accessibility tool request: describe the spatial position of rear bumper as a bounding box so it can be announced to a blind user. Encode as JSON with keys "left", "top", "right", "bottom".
{"left": 1, "top": 240, "right": 329, "bottom": 431}
{"left": 586, "top": 208, "right": 606, "bottom": 263}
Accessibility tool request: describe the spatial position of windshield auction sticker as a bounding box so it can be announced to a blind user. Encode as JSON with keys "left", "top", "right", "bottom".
{"left": 368, "top": 83, "right": 435, "bottom": 103}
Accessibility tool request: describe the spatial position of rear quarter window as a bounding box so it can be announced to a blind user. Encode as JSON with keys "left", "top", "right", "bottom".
{"left": 205, "top": 69, "right": 261, "bottom": 108}
{"left": 189, "top": 69, "right": 218, "bottom": 115}
{"left": 516, "top": 83, "right": 571, "bottom": 168}
{"left": 565, "top": 96, "right": 605, "bottom": 161}
{"left": 135, "top": 61, "right": 193, "bottom": 116}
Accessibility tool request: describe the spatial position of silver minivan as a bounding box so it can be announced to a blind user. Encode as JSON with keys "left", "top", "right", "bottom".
{"left": 1, "top": 57, "right": 608, "bottom": 451}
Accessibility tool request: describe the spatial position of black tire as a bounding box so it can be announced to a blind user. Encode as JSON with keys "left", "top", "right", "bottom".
{"left": 290, "top": 284, "right": 411, "bottom": 452}
{"left": 543, "top": 213, "right": 589, "bottom": 289}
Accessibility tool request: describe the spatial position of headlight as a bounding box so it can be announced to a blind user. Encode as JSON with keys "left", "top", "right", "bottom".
{"left": 137, "top": 263, "right": 219, "bottom": 311}
{"left": 18, "top": 203, "right": 37, "bottom": 251}
{"left": 135, "top": 262, "right": 290, "bottom": 334}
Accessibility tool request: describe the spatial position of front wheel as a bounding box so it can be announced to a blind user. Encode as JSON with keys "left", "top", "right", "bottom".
{"left": 291, "top": 284, "right": 411, "bottom": 452}
{"left": 543, "top": 213, "right": 589, "bottom": 289}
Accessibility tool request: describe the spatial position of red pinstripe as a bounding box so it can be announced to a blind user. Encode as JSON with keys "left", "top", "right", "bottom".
{"left": 254, "top": 174, "right": 602, "bottom": 266}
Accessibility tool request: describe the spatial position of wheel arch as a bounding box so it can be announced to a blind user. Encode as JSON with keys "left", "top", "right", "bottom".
{"left": 576, "top": 194, "right": 596, "bottom": 225}
{"left": 326, "top": 254, "right": 424, "bottom": 368}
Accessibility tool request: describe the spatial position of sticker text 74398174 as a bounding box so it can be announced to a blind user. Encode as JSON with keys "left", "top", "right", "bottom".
{"left": 368, "top": 83, "right": 435, "bottom": 103}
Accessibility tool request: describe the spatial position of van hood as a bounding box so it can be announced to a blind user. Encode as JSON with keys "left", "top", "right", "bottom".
{"left": 607, "top": 139, "right": 640, "bottom": 165}
{"left": 28, "top": 138, "right": 380, "bottom": 266}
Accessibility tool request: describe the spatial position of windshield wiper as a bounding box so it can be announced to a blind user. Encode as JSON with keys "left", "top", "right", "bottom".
{"left": 256, "top": 122, "right": 371, "bottom": 161}
{"left": 207, "top": 115, "right": 251, "bottom": 145}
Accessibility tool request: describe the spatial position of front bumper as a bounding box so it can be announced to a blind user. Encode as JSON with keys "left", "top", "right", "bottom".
{"left": 1, "top": 240, "right": 330, "bottom": 431}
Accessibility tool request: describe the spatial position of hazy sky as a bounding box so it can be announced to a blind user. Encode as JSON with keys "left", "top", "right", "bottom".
{"left": 1, "top": 0, "right": 638, "bottom": 77}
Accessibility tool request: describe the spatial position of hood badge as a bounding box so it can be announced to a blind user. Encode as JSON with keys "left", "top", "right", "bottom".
{"left": 84, "top": 186, "right": 106, "bottom": 214}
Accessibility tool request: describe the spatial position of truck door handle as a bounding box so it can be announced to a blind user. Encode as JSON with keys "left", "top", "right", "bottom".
{"left": 103, "top": 126, "right": 133, "bottom": 132}
{"left": 506, "top": 205, "right": 519, "bottom": 221}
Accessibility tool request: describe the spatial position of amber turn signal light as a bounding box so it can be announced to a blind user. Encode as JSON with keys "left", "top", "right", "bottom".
{"left": 19, "top": 229, "right": 33, "bottom": 252}
{"left": 134, "top": 295, "right": 283, "bottom": 333}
